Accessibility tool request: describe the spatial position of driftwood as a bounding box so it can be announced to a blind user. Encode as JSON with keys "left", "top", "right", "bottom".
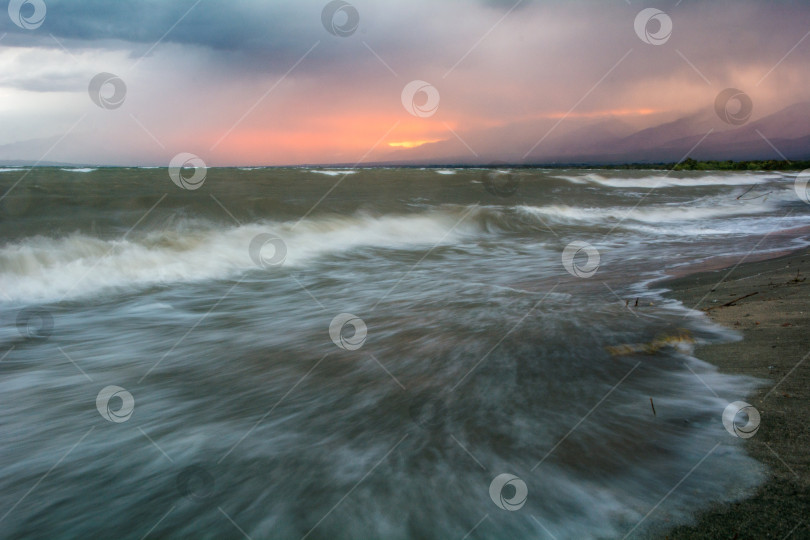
{"left": 703, "top": 291, "right": 759, "bottom": 312}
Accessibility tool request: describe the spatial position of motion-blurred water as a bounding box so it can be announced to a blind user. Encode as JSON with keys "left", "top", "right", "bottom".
{"left": 1, "top": 167, "right": 807, "bottom": 539}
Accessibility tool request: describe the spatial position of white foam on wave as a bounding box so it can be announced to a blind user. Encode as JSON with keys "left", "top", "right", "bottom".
{"left": 60, "top": 168, "right": 97, "bottom": 173}
{"left": 0, "top": 212, "right": 477, "bottom": 303}
{"left": 435, "top": 169, "right": 457, "bottom": 175}
{"left": 309, "top": 170, "right": 357, "bottom": 176}
{"left": 0, "top": 168, "right": 24, "bottom": 173}
{"left": 517, "top": 196, "right": 782, "bottom": 227}
{"left": 625, "top": 219, "right": 810, "bottom": 238}
{"left": 554, "top": 173, "right": 782, "bottom": 188}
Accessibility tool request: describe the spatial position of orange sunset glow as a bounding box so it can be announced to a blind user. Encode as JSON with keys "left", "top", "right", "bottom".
{"left": 0, "top": 0, "right": 808, "bottom": 166}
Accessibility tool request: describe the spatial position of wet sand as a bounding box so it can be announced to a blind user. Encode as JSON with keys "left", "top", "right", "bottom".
{"left": 662, "top": 248, "right": 810, "bottom": 539}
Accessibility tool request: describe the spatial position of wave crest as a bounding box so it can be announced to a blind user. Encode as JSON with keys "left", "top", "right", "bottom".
{"left": 0, "top": 212, "right": 478, "bottom": 302}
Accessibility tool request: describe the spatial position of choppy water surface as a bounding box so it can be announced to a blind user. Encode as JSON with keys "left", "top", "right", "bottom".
{"left": 1, "top": 167, "right": 808, "bottom": 539}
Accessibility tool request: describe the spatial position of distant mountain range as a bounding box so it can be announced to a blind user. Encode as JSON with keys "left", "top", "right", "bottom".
{"left": 2, "top": 102, "right": 809, "bottom": 167}
{"left": 376, "top": 101, "right": 810, "bottom": 166}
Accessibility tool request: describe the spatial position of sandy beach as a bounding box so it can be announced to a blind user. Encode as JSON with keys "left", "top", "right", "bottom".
{"left": 663, "top": 248, "right": 810, "bottom": 539}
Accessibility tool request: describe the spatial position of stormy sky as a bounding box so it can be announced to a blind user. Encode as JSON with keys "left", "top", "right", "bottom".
{"left": 1, "top": 0, "right": 809, "bottom": 165}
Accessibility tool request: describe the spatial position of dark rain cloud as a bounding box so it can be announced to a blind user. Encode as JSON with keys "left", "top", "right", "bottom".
{"left": 3, "top": 0, "right": 809, "bottom": 85}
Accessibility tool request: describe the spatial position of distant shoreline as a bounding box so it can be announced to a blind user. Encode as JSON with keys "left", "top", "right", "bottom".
{"left": 662, "top": 248, "right": 810, "bottom": 538}
{"left": 3, "top": 160, "right": 809, "bottom": 171}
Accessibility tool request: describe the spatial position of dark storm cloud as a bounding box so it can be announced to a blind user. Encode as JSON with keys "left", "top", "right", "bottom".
{"left": 6, "top": 0, "right": 307, "bottom": 49}
{"left": 3, "top": 0, "right": 809, "bottom": 87}
{"left": 2, "top": 0, "right": 321, "bottom": 68}
{"left": 3, "top": 0, "right": 526, "bottom": 50}
{"left": 3, "top": 0, "right": 531, "bottom": 82}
